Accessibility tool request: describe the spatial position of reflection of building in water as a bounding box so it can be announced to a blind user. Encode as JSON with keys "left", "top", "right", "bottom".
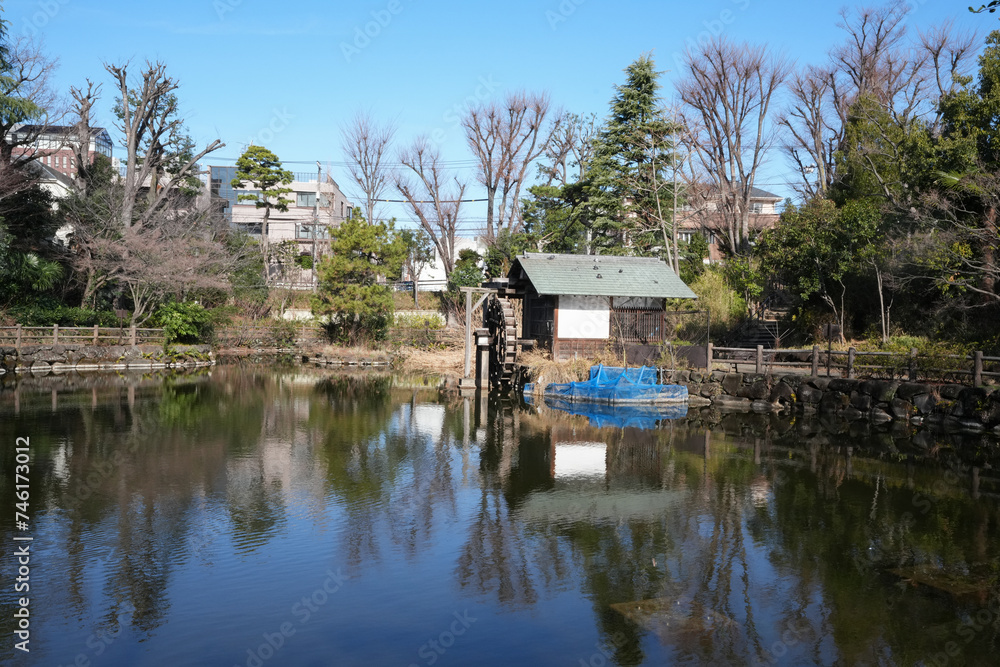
{"left": 546, "top": 423, "right": 665, "bottom": 489}
{"left": 553, "top": 441, "right": 607, "bottom": 480}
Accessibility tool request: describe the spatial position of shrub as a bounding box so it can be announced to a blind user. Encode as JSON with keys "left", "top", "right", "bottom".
{"left": 270, "top": 318, "right": 301, "bottom": 348}
{"left": 674, "top": 268, "right": 746, "bottom": 342}
{"left": 154, "top": 302, "right": 214, "bottom": 344}
{"left": 10, "top": 304, "right": 119, "bottom": 327}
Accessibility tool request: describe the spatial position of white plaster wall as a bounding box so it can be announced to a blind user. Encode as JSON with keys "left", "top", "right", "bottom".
{"left": 557, "top": 295, "right": 610, "bottom": 339}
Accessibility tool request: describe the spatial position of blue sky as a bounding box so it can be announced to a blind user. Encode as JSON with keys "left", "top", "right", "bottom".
{"left": 7, "top": 0, "right": 994, "bottom": 230}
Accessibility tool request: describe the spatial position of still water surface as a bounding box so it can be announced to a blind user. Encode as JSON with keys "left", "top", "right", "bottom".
{"left": 2, "top": 366, "right": 1000, "bottom": 666}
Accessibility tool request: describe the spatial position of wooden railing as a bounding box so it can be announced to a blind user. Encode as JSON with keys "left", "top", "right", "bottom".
{"left": 704, "top": 343, "right": 1000, "bottom": 384}
{"left": 0, "top": 325, "right": 166, "bottom": 349}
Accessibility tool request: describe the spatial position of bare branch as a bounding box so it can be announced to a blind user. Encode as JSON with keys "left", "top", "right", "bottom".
{"left": 394, "top": 137, "right": 466, "bottom": 277}
{"left": 340, "top": 110, "right": 396, "bottom": 224}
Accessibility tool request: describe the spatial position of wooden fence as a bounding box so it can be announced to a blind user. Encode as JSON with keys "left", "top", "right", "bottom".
{"left": 0, "top": 325, "right": 166, "bottom": 349}
{"left": 705, "top": 343, "right": 1000, "bottom": 385}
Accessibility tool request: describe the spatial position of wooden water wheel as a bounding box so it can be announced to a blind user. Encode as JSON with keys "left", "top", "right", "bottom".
{"left": 485, "top": 294, "right": 518, "bottom": 388}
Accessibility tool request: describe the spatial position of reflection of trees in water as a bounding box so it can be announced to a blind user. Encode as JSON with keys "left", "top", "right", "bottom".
{"left": 312, "top": 376, "right": 463, "bottom": 570}
{"left": 0, "top": 369, "right": 264, "bottom": 643}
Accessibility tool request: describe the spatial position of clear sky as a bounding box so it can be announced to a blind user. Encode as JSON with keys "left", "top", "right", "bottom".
{"left": 7, "top": 0, "right": 994, "bottom": 231}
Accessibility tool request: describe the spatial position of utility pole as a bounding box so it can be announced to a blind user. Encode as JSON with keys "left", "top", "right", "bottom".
{"left": 670, "top": 105, "right": 681, "bottom": 276}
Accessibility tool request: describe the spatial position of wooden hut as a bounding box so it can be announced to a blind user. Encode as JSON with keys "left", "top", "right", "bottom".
{"left": 498, "top": 253, "right": 697, "bottom": 363}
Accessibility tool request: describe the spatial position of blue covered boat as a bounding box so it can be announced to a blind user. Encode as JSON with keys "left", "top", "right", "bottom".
{"left": 524, "top": 395, "right": 687, "bottom": 428}
{"left": 524, "top": 364, "right": 688, "bottom": 405}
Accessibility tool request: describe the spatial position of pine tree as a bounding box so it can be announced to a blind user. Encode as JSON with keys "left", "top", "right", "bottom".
{"left": 585, "top": 54, "right": 677, "bottom": 257}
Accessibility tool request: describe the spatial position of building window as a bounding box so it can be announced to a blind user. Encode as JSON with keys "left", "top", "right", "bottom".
{"left": 750, "top": 202, "right": 763, "bottom": 214}
{"left": 297, "top": 192, "right": 316, "bottom": 208}
{"left": 236, "top": 190, "right": 261, "bottom": 205}
{"left": 296, "top": 223, "right": 331, "bottom": 240}
{"left": 677, "top": 231, "right": 693, "bottom": 244}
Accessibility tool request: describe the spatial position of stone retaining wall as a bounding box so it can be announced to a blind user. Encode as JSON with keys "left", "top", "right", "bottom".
{"left": 0, "top": 344, "right": 215, "bottom": 374}
{"left": 661, "top": 369, "right": 1000, "bottom": 433}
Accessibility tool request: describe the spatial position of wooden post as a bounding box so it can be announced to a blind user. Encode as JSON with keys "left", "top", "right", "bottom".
{"left": 973, "top": 350, "right": 983, "bottom": 387}
{"left": 909, "top": 347, "right": 917, "bottom": 382}
{"left": 812, "top": 344, "right": 819, "bottom": 377}
{"left": 755, "top": 345, "right": 763, "bottom": 374}
{"left": 93, "top": 325, "right": 99, "bottom": 345}
{"left": 463, "top": 289, "right": 473, "bottom": 379}
{"left": 706, "top": 342, "right": 713, "bottom": 371}
{"left": 847, "top": 347, "right": 856, "bottom": 379}
{"left": 53, "top": 324, "right": 59, "bottom": 344}
{"left": 15, "top": 324, "right": 22, "bottom": 350}
{"left": 826, "top": 337, "right": 832, "bottom": 377}
{"left": 130, "top": 325, "right": 137, "bottom": 346}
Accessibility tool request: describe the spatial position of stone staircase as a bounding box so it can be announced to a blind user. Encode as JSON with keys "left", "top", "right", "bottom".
{"left": 734, "top": 318, "right": 781, "bottom": 349}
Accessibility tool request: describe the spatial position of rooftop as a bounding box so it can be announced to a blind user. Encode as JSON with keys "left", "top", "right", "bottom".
{"left": 511, "top": 253, "right": 697, "bottom": 299}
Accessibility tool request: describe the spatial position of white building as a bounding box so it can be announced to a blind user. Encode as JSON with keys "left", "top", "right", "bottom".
{"left": 207, "top": 165, "right": 354, "bottom": 289}
{"left": 404, "top": 235, "right": 488, "bottom": 291}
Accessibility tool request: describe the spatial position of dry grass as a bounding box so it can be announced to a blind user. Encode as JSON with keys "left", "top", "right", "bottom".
{"left": 518, "top": 349, "right": 591, "bottom": 394}
{"left": 396, "top": 347, "right": 464, "bottom": 375}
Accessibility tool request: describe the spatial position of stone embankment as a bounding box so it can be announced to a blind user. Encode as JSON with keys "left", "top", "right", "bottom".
{"left": 662, "top": 369, "right": 1000, "bottom": 433}
{"left": 0, "top": 344, "right": 214, "bottom": 375}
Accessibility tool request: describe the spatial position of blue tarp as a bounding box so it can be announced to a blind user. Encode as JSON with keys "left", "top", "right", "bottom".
{"left": 524, "top": 364, "right": 688, "bottom": 405}
{"left": 525, "top": 394, "right": 688, "bottom": 429}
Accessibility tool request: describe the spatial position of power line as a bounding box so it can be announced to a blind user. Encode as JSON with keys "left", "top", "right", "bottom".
{"left": 375, "top": 197, "right": 490, "bottom": 203}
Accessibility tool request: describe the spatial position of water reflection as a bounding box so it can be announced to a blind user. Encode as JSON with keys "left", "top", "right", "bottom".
{"left": 0, "top": 369, "right": 999, "bottom": 665}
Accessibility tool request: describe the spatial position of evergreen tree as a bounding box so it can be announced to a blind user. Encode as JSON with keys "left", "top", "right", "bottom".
{"left": 232, "top": 145, "right": 293, "bottom": 250}
{"left": 311, "top": 216, "right": 405, "bottom": 345}
{"left": 585, "top": 54, "right": 678, "bottom": 256}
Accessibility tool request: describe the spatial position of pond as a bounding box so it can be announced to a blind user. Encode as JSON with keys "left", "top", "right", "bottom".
{"left": 2, "top": 366, "right": 1000, "bottom": 666}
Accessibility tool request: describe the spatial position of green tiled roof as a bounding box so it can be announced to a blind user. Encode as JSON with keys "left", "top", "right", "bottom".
{"left": 511, "top": 253, "right": 697, "bottom": 299}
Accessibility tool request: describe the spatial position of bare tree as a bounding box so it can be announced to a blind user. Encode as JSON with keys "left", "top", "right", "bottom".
{"left": 538, "top": 111, "right": 597, "bottom": 187}
{"left": 780, "top": 6, "right": 977, "bottom": 199}
{"left": 65, "top": 184, "right": 231, "bottom": 322}
{"left": 780, "top": 66, "right": 838, "bottom": 199}
{"left": 394, "top": 137, "right": 466, "bottom": 279}
{"left": 679, "top": 37, "right": 790, "bottom": 255}
{"left": 462, "top": 91, "right": 552, "bottom": 239}
{"left": 340, "top": 110, "right": 396, "bottom": 224}
{"left": 828, "top": 1, "right": 920, "bottom": 125}
{"left": 106, "top": 60, "right": 223, "bottom": 230}
{"left": 0, "top": 36, "right": 62, "bottom": 165}
{"left": 919, "top": 21, "right": 978, "bottom": 133}
{"left": 69, "top": 79, "right": 101, "bottom": 194}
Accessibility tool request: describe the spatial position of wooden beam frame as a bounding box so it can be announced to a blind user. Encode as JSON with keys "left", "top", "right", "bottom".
{"left": 460, "top": 287, "right": 495, "bottom": 380}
